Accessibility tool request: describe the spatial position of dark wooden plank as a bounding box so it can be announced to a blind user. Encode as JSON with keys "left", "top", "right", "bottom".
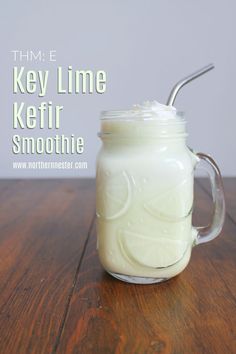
{"left": 198, "top": 177, "right": 236, "bottom": 223}
{"left": 0, "top": 179, "right": 95, "bottom": 354}
{"left": 56, "top": 180, "right": 236, "bottom": 354}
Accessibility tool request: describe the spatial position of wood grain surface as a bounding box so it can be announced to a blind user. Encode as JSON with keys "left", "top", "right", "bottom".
{"left": 0, "top": 178, "right": 235, "bottom": 354}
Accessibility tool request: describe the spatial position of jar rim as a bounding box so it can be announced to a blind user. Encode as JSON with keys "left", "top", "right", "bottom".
{"left": 100, "top": 110, "right": 185, "bottom": 123}
{"left": 99, "top": 112, "right": 187, "bottom": 139}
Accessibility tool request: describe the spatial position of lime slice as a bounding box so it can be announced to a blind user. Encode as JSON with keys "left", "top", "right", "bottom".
{"left": 144, "top": 178, "right": 192, "bottom": 222}
{"left": 119, "top": 229, "right": 188, "bottom": 268}
{"left": 97, "top": 171, "right": 132, "bottom": 221}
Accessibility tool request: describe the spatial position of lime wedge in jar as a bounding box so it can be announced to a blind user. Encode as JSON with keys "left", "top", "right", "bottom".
{"left": 119, "top": 229, "right": 189, "bottom": 268}
{"left": 97, "top": 170, "right": 132, "bottom": 221}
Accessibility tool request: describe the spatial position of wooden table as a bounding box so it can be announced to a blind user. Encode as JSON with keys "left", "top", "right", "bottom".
{"left": 0, "top": 178, "right": 235, "bottom": 354}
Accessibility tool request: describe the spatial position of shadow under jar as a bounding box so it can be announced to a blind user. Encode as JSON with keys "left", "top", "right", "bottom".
{"left": 96, "top": 108, "right": 225, "bottom": 284}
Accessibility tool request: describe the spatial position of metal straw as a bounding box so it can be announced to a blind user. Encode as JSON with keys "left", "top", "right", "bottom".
{"left": 166, "top": 63, "right": 215, "bottom": 106}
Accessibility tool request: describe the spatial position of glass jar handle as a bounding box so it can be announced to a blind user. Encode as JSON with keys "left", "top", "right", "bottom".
{"left": 194, "top": 152, "right": 225, "bottom": 245}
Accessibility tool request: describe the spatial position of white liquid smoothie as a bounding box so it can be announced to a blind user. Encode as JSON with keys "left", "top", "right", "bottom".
{"left": 96, "top": 101, "right": 198, "bottom": 280}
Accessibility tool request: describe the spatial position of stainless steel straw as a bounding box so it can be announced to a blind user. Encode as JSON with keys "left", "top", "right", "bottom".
{"left": 166, "top": 63, "right": 215, "bottom": 106}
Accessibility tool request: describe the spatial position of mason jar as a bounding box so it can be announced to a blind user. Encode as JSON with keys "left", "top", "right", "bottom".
{"left": 96, "top": 104, "right": 225, "bottom": 284}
